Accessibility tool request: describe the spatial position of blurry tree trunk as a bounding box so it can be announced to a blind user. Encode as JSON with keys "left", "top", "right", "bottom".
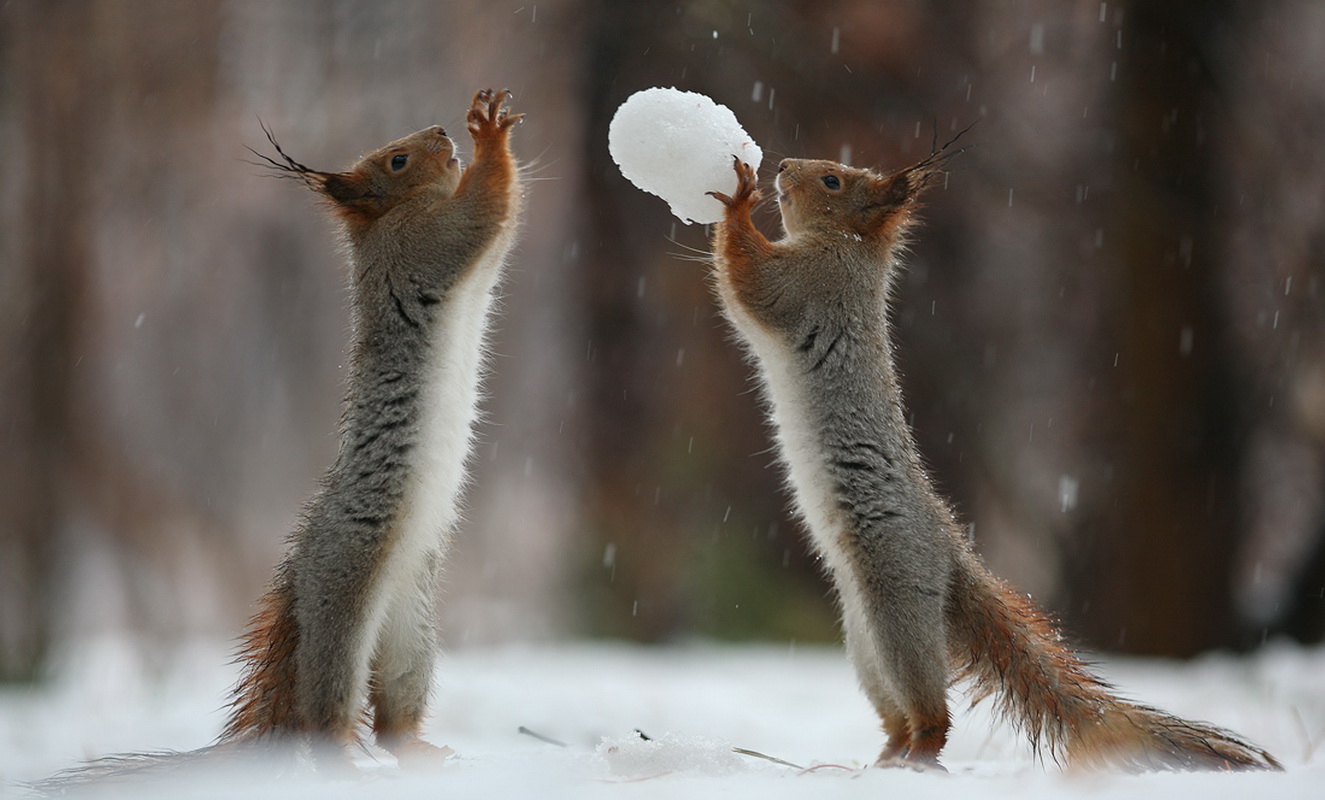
{"left": 573, "top": 0, "right": 825, "bottom": 641}
{"left": 0, "top": 1, "right": 231, "bottom": 678}
{"left": 1277, "top": 522, "right": 1325, "bottom": 641}
{"left": 0, "top": 0, "right": 96, "bottom": 681}
{"left": 1070, "top": 0, "right": 1245, "bottom": 656}
{"left": 576, "top": 0, "right": 692, "bottom": 639}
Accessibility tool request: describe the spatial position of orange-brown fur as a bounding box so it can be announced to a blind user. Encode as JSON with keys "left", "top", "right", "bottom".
{"left": 220, "top": 578, "right": 301, "bottom": 742}
{"left": 221, "top": 89, "right": 521, "bottom": 761}
{"left": 35, "top": 90, "right": 522, "bottom": 793}
{"left": 708, "top": 147, "right": 1280, "bottom": 773}
{"left": 951, "top": 551, "right": 1280, "bottom": 771}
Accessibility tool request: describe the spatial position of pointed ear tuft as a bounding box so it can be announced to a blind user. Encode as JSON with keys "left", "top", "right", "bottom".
{"left": 867, "top": 172, "right": 918, "bottom": 212}
{"left": 246, "top": 123, "right": 331, "bottom": 191}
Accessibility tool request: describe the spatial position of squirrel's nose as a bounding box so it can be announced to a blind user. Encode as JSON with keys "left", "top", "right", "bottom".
{"left": 432, "top": 125, "right": 447, "bottom": 137}
{"left": 777, "top": 159, "right": 791, "bottom": 173}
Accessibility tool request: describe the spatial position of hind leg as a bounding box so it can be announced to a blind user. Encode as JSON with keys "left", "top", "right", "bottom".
{"left": 840, "top": 584, "right": 914, "bottom": 760}
{"left": 848, "top": 558, "right": 952, "bottom": 770}
{"left": 370, "top": 553, "right": 451, "bottom": 766}
{"left": 873, "top": 592, "right": 951, "bottom": 769}
{"left": 291, "top": 530, "right": 384, "bottom": 771}
{"left": 878, "top": 708, "right": 914, "bottom": 762}
{"left": 850, "top": 628, "right": 945, "bottom": 770}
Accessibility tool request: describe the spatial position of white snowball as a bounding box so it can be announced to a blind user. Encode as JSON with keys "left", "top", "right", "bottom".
{"left": 608, "top": 87, "right": 762, "bottom": 225}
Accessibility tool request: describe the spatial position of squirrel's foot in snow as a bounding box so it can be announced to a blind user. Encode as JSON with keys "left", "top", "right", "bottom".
{"left": 308, "top": 738, "right": 361, "bottom": 778}
{"left": 384, "top": 736, "right": 455, "bottom": 770}
{"left": 874, "top": 754, "right": 948, "bottom": 775}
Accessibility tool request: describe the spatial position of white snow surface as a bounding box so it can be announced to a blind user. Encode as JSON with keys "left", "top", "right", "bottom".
{"left": 608, "top": 87, "right": 762, "bottom": 225}
{"left": 3, "top": 638, "right": 1322, "bottom": 798}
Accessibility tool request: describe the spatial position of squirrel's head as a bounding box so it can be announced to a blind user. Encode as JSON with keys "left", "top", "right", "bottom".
{"left": 774, "top": 158, "right": 936, "bottom": 243}
{"left": 772, "top": 121, "right": 975, "bottom": 242}
{"left": 253, "top": 125, "right": 462, "bottom": 235}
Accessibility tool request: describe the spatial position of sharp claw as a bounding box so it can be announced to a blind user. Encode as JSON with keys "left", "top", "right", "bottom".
{"left": 466, "top": 88, "right": 520, "bottom": 136}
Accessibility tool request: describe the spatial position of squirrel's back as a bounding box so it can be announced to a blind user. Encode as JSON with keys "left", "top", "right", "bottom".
{"left": 36, "top": 91, "right": 525, "bottom": 793}
{"left": 708, "top": 152, "right": 1279, "bottom": 772}
{"left": 224, "top": 90, "right": 523, "bottom": 760}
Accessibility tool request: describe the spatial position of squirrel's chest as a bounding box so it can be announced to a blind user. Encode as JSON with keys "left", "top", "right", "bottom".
{"left": 398, "top": 279, "right": 495, "bottom": 543}
{"left": 741, "top": 332, "right": 848, "bottom": 547}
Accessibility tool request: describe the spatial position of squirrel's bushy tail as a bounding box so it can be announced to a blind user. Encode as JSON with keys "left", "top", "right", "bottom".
{"left": 220, "top": 570, "right": 301, "bottom": 742}
{"left": 27, "top": 741, "right": 289, "bottom": 796}
{"left": 947, "top": 552, "right": 1281, "bottom": 772}
{"left": 31, "top": 578, "right": 301, "bottom": 795}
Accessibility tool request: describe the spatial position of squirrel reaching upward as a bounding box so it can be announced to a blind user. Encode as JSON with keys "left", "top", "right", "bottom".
{"left": 221, "top": 87, "right": 523, "bottom": 768}
{"left": 707, "top": 153, "right": 1280, "bottom": 773}
{"left": 41, "top": 89, "right": 523, "bottom": 788}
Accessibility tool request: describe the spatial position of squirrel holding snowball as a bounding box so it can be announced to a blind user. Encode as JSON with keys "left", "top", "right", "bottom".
{"left": 707, "top": 153, "right": 1280, "bottom": 772}
{"left": 42, "top": 89, "right": 523, "bottom": 788}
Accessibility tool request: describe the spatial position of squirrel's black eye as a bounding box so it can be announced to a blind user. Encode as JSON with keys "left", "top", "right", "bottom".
{"left": 390, "top": 153, "right": 409, "bottom": 171}
{"left": 822, "top": 175, "right": 841, "bottom": 190}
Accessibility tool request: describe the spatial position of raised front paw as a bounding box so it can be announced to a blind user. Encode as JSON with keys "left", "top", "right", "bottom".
{"left": 707, "top": 156, "right": 761, "bottom": 210}
{"left": 467, "top": 88, "right": 523, "bottom": 141}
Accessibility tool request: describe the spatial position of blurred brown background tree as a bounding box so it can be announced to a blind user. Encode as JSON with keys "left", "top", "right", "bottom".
{"left": 2, "top": 0, "right": 1323, "bottom": 683}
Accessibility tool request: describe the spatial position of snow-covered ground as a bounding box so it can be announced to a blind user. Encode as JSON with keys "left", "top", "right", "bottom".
{"left": 2, "top": 637, "right": 1320, "bottom": 798}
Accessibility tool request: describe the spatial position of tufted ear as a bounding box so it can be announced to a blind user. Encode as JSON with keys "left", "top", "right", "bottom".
{"left": 865, "top": 171, "right": 921, "bottom": 212}
{"left": 852, "top": 170, "right": 928, "bottom": 238}
{"left": 868, "top": 118, "right": 976, "bottom": 214}
{"left": 311, "top": 171, "right": 389, "bottom": 232}
{"left": 246, "top": 122, "right": 326, "bottom": 189}
{"left": 247, "top": 123, "right": 380, "bottom": 213}
{"left": 319, "top": 172, "right": 378, "bottom": 206}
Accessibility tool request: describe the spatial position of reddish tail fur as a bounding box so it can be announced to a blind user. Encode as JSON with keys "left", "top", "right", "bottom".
{"left": 34, "top": 577, "right": 307, "bottom": 793}
{"left": 219, "top": 571, "right": 302, "bottom": 743}
{"left": 947, "top": 551, "right": 1281, "bottom": 771}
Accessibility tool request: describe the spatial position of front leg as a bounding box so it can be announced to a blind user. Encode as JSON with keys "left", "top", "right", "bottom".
{"left": 708, "top": 155, "right": 762, "bottom": 233}
{"left": 455, "top": 88, "right": 522, "bottom": 203}
{"left": 709, "top": 157, "right": 774, "bottom": 302}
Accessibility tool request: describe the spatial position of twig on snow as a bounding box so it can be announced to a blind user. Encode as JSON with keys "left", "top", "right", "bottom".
{"left": 518, "top": 726, "right": 567, "bottom": 748}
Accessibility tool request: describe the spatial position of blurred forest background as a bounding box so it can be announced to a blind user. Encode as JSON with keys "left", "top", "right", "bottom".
{"left": 3, "top": 0, "right": 1324, "bottom": 684}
